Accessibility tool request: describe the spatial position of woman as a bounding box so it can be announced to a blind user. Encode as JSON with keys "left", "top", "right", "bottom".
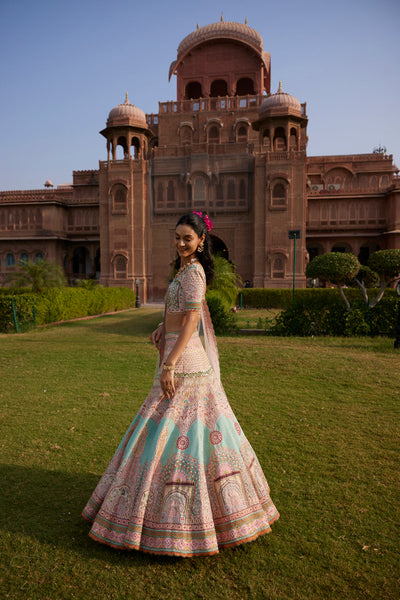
{"left": 82, "top": 212, "right": 279, "bottom": 557}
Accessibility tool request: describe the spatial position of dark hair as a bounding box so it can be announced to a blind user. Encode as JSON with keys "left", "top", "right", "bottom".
{"left": 174, "top": 213, "right": 214, "bottom": 285}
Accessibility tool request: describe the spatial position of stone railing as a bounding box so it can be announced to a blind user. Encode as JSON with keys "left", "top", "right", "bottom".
{"left": 158, "top": 94, "right": 264, "bottom": 115}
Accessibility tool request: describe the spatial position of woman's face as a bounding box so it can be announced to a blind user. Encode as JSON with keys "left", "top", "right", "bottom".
{"left": 175, "top": 224, "right": 204, "bottom": 264}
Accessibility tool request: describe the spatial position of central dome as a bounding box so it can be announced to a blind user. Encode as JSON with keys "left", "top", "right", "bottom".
{"left": 107, "top": 93, "right": 147, "bottom": 128}
{"left": 169, "top": 18, "right": 270, "bottom": 84}
{"left": 177, "top": 20, "right": 263, "bottom": 57}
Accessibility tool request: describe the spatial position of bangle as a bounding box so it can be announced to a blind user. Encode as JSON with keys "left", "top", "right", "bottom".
{"left": 162, "top": 363, "right": 175, "bottom": 372}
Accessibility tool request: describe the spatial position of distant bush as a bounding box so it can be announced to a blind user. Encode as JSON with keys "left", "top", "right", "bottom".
{"left": 0, "top": 287, "right": 135, "bottom": 333}
{"left": 206, "top": 289, "right": 235, "bottom": 334}
{"left": 270, "top": 288, "right": 398, "bottom": 337}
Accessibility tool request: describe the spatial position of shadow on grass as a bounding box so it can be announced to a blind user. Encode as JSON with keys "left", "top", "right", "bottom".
{"left": 62, "top": 308, "right": 164, "bottom": 338}
{"left": 0, "top": 463, "right": 188, "bottom": 566}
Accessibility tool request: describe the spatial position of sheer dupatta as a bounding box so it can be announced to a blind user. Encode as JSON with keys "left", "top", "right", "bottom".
{"left": 157, "top": 299, "right": 220, "bottom": 382}
{"left": 199, "top": 297, "right": 220, "bottom": 381}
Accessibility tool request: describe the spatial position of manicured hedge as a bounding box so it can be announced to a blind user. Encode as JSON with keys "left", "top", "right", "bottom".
{"left": 0, "top": 287, "right": 136, "bottom": 333}
{"left": 238, "top": 288, "right": 293, "bottom": 308}
{"left": 270, "top": 289, "right": 398, "bottom": 337}
{"left": 238, "top": 286, "right": 398, "bottom": 310}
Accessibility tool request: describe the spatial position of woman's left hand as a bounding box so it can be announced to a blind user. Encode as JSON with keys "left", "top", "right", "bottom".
{"left": 160, "top": 368, "right": 175, "bottom": 400}
{"left": 151, "top": 323, "right": 163, "bottom": 348}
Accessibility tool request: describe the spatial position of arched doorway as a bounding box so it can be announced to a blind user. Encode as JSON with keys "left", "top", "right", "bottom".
{"left": 72, "top": 246, "right": 92, "bottom": 277}
{"left": 94, "top": 248, "right": 101, "bottom": 279}
{"left": 358, "top": 243, "right": 380, "bottom": 265}
{"left": 210, "top": 235, "right": 229, "bottom": 260}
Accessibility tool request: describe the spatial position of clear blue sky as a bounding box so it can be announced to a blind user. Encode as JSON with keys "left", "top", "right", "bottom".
{"left": 0, "top": 0, "right": 399, "bottom": 190}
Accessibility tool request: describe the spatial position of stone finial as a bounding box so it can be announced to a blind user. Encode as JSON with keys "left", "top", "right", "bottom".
{"left": 125, "top": 91, "right": 129, "bottom": 104}
{"left": 278, "top": 81, "right": 283, "bottom": 93}
{"left": 245, "top": 17, "right": 248, "bottom": 25}
{"left": 197, "top": 22, "right": 199, "bottom": 30}
{"left": 221, "top": 13, "right": 223, "bottom": 22}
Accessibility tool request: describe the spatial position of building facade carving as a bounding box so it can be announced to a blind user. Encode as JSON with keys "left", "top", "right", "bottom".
{"left": 1, "top": 20, "right": 399, "bottom": 299}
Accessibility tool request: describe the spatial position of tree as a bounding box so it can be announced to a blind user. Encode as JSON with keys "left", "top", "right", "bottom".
{"left": 360, "top": 249, "right": 400, "bottom": 307}
{"left": 4, "top": 259, "right": 67, "bottom": 293}
{"left": 306, "top": 250, "right": 400, "bottom": 311}
{"left": 209, "top": 255, "right": 242, "bottom": 307}
{"left": 306, "top": 252, "right": 360, "bottom": 310}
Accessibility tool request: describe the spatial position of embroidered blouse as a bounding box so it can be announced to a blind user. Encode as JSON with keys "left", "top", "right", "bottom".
{"left": 165, "top": 262, "right": 205, "bottom": 314}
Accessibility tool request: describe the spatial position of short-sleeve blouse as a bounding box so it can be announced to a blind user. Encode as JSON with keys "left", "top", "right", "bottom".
{"left": 165, "top": 262, "right": 205, "bottom": 314}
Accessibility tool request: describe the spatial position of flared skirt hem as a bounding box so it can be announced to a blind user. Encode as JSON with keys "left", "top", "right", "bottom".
{"left": 82, "top": 510, "right": 280, "bottom": 557}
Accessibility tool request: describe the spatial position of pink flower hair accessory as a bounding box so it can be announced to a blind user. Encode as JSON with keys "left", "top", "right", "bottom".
{"left": 193, "top": 211, "right": 213, "bottom": 232}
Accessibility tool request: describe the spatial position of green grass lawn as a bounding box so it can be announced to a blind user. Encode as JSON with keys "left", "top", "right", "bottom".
{"left": 1, "top": 309, "right": 399, "bottom": 600}
{"left": 235, "top": 308, "right": 281, "bottom": 329}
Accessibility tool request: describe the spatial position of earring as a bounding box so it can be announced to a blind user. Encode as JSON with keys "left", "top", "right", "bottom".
{"left": 197, "top": 241, "right": 204, "bottom": 253}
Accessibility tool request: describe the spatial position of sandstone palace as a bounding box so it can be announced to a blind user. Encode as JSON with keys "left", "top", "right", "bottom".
{"left": 1, "top": 19, "right": 399, "bottom": 301}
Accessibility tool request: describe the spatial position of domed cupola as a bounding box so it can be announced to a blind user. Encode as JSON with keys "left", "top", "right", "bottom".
{"left": 101, "top": 93, "right": 153, "bottom": 162}
{"left": 106, "top": 92, "right": 147, "bottom": 128}
{"left": 259, "top": 82, "right": 302, "bottom": 117}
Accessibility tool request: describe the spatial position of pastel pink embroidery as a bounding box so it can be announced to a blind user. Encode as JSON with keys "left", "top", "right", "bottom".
{"left": 176, "top": 435, "right": 190, "bottom": 450}
{"left": 209, "top": 431, "right": 223, "bottom": 445}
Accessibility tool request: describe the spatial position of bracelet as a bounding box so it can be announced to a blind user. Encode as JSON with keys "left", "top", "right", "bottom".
{"left": 162, "top": 363, "right": 175, "bottom": 372}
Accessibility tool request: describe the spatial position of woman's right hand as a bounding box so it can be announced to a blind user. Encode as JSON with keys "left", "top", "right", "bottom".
{"left": 151, "top": 323, "right": 163, "bottom": 348}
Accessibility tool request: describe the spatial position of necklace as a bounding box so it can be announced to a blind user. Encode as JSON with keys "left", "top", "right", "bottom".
{"left": 175, "top": 257, "right": 198, "bottom": 279}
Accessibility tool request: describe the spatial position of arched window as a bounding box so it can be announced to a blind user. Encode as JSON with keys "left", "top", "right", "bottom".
{"left": 208, "top": 126, "right": 220, "bottom": 143}
{"left": 216, "top": 181, "right": 223, "bottom": 201}
{"left": 113, "top": 185, "right": 127, "bottom": 213}
{"left": 239, "top": 179, "right": 246, "bottom": 200}
{"left": 157, "top": 183, "right": 164, "bottom": 207}
{"left": 227, "top": 179, "right": 236, "bottom": 199}
{"left": 131, "top": 137, "right": 141, "bottom": 159}
{"left": 271, "top": 182, "right": 287, "bottom": 207}
{"left": 262, "top": 129, "right": 271, "bottom": 150}
{"left": 289, "top": 127, "right": 297, "bottom": 150}
{"left": 272, "top": 256, "right": 285, "bottom": 279}
{"left": 6, "top": 253, "right": 15, "bottom": 267}
{"left": 180, "top": 126, "right": 192, "bottom": 146}
{"left": 167, "top": 180, "right": 175, "bottom": 204}
{"left": 237, "top": 125, "right": 248, "bottom": 143}
{"left": 236, "top": 78, "right": 255, "bottom": 95}
{"left": 116, "top": 136, "right": 128, "bottom": 159}
{"left": 193, "top": 177, "right": 206, "bottom": 207}
{"left": 210, "top": 79, "right": 228, "bottom": 97}
{"left": 114, "top": 255, "right": 127, "bottom": 279}
{"left": 20, "top": 253, "right": 29, "bottom": 264}
{"left": 185, "top": 81, "right": 202, "bottom": 99}
{"left": 34, "top": 253, "right": 43, "bottom": 264}
{"left": 274, "top": 127, "right": 286, "bottom": 151}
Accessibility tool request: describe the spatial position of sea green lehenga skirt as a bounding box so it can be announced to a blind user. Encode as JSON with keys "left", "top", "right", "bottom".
{"left": 82, "top": 332, "right": 279, "bottom": 556}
